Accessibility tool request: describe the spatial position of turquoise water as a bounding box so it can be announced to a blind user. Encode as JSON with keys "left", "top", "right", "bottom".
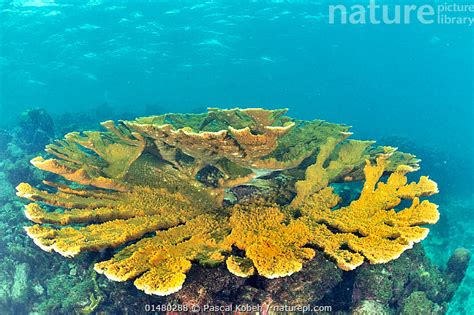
{"left": 0, "top": 0, "right": 472, "bottom": 314}
{"left": 2, "top": 1, "right": 473, "bottom": 190}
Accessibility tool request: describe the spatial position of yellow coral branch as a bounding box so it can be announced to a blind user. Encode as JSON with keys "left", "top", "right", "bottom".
{"left": 224, "top": 202, "right": 315, "bottom": 278}
{"left": 299, "top": 156, "right": 440, "bottom": 270}
{"left": 94, "top": 214, "right": 228, "bottom": 295}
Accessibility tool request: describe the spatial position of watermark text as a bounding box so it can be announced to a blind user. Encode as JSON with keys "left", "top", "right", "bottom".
{"left": 329, "top": 1, "right": 474, "bottom": 25}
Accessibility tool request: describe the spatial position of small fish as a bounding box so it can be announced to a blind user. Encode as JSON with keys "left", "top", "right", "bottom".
{"left": 260, "top": 56, "right": 277, "bottom": 63}
{"left": 165, "top": 9, "right": 180, "bottom": 15}
{"left": 85, "top": 73, "right": 98, "bottom": 81}
{"left": 79, "top": 24, "right": 100, "bottom": 30}
{"left": 198, "top": 39, "right": 231, "bottom": 49}
{"left": 27, "top": 79, "right": 47, "bottom": 86}
{"left": 20, "top": 0, "right": 56, "bottom": 8}
{"left": 104, "top": 6, "right": 125, "bottom": 11}
{"left": 189, "top": 4, "right": 207, "bottom": 10}
{"left": 44, "top": 10, "right": 61, "bottom": 16}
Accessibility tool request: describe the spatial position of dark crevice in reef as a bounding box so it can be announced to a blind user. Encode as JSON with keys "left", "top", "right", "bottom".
{"left": 319, "top": 269, "right": 357, "bottom": 311}
{"left": 196, "top": 165, "right": 224, "bottom": 188}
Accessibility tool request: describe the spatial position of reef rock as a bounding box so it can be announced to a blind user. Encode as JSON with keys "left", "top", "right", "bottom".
{"left": 351, "top": 244, "right": 471, "bottom": 314}
{"left": 11, "top": 263, "right": 30, "bottom": 305}
{"left": 17, "top": 108, "right": 55, "bottom": 153}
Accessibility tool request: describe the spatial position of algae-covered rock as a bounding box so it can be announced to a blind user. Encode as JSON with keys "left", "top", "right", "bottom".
{"left": 17, "top": 108, "right": 54, "bottom": 153}
{"left": 166, "top": 253, "right": 342, "bottom": 309}
{"left": 351, "top": 244, "right": 471, "bottom": 314}
{"left": 352, "top": 265, "right": 393, "bottom": 305}
{"left": 259, "top": 252, "right": 343, "bottom": 305}
{"left": 11, "top": 263, "right": 30, "bottom": 305}
{"left": 36, "top": 272, "right": 103, "bottom": 314}
{"left": 353, "top": 300, "right": 392, "bottom": 315}
{"left": 0, "top": 173, "right": 14, "bottom": 203}
{"left": 0, "top": 273, "right": 10, "bottom": 307}
{"left": 0, "top": 130, "right": 12, "bottom": 153}
{"left": 446, "top": 248, "right": 471, "bottom": 285}
{"left": 400, "top": 291, "right": 442, "bottom": 315}
{"left": 169, "top": 265, "right": 246, "bottom": 307}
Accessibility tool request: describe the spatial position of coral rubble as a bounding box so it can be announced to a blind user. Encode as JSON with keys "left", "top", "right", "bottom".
{"left": 16, "top": 108, "right": 440, "bottom": 296}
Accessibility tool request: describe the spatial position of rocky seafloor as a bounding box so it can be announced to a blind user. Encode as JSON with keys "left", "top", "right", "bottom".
{"left": 0, "top": 108, "right": 472, "bottom": 314}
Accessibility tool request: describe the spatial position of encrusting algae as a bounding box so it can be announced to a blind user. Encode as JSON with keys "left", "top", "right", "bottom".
{"left": 16, "top": 108, "right": 439, "bottom": 296}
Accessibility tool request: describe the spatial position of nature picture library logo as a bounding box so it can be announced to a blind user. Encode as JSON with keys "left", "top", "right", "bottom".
{"left": 328, "top": 1, "right": 474, "bottom": 25}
